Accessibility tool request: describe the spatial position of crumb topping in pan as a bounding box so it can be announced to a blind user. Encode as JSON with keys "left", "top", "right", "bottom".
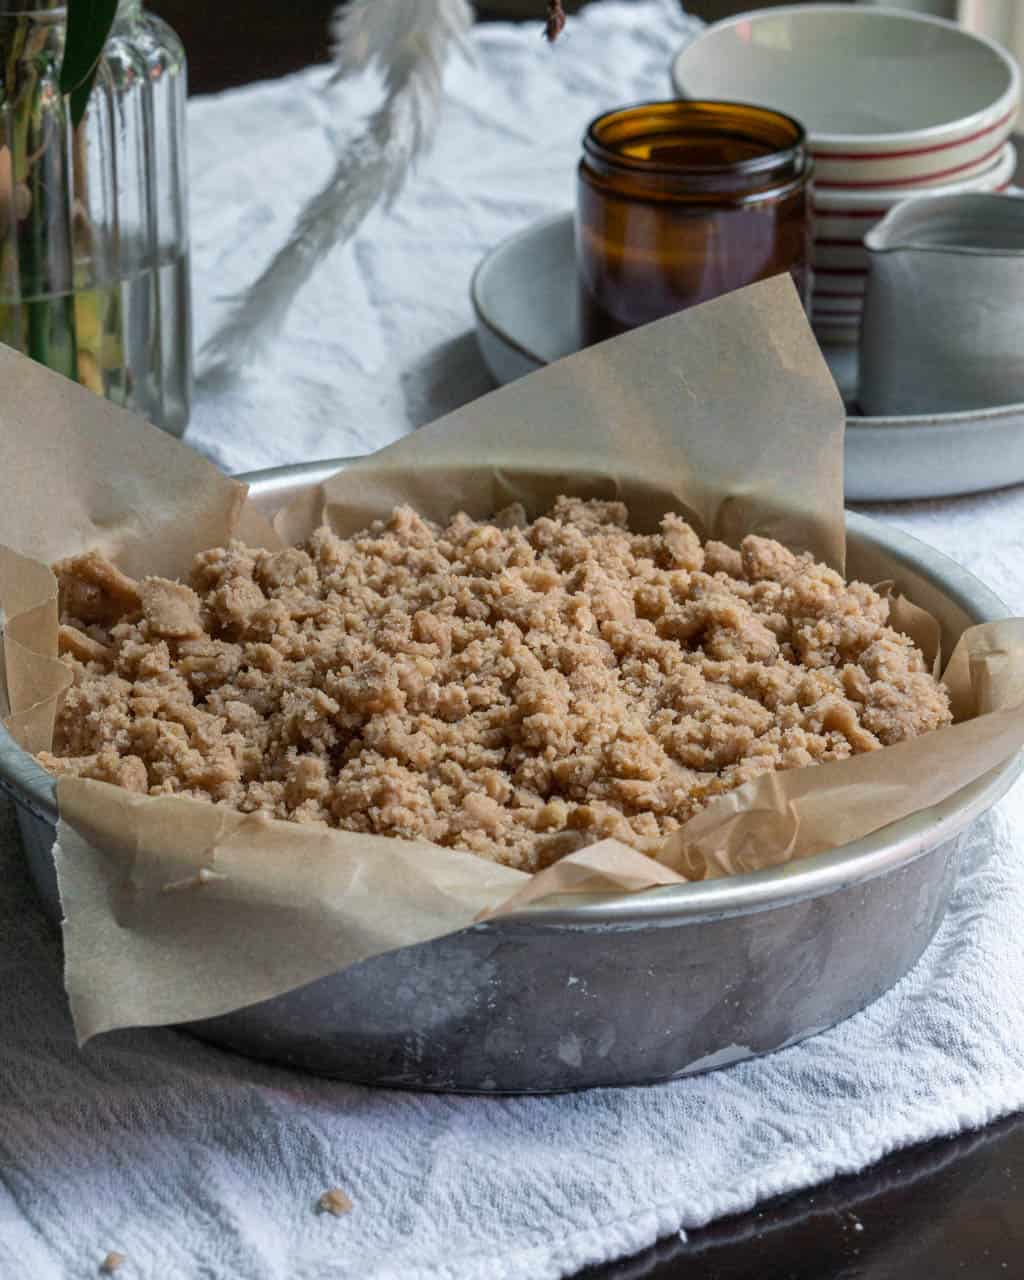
{"left": 40, "top": 499, "right": 951, "bottom": 872}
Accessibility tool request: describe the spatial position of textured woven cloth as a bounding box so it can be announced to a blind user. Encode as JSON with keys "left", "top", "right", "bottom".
{"left": 3, "top": 2, "right": 1024, "bottom": 1276}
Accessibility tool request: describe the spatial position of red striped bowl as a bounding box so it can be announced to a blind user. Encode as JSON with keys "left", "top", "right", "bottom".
{"left": 673, "top": 6, "right": 1019, "bottom": 189}
{"left": 813, "top": 141, "right": 1016, "bottom": 225}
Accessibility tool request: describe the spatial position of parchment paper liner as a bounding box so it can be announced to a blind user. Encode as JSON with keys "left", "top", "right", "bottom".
{"left": 1, "top": 277, "right": 1022, "bottom": 1044}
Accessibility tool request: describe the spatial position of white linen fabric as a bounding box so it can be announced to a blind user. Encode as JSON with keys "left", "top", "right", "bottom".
{"left": 3, "top": 2, "right": 1024, "bottom": 1276}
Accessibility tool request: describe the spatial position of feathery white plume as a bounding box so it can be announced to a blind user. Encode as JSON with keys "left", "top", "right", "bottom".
{"left": 200, "top": 0, "right": 473, "bottom": 380}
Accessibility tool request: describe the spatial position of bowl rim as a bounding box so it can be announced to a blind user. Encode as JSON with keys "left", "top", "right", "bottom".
{"left": 671, "top": 2, "right": 1021, "bottom": 152}
{"left": 470, "top": 211, "right": 566, "bottom": 372}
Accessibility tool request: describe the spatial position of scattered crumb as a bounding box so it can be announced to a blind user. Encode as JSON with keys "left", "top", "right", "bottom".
{"left": 39, "top": 749, "right": 148, "bottom": 794}
{"left": 99, "top": 1253, "right": 126, "bottom": 1275}
{"left": 40, "top": 499, "right": 951, "bottom": 874}
{"left": 55, "top": 550, "right": 140, "bottom": 625}
{"left": 58, "top": 623, "right": 112, "bottom": 664}
{"left": 317, "top": 1187, "right": 353, "bottom": 1217}
{"left": 139, "top": 577, "right": 204, "bottom": 640}
{"left": 160, "top": 867, "right": 229, "bottom": 894}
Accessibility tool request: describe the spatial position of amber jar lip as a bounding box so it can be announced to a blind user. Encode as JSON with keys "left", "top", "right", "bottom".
{"left": 582, "top": 99, "right": 810, "bottom": 195}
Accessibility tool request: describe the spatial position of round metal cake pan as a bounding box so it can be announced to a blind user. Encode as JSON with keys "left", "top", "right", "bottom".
{"left": 4, "top": 459, "right": 1021, "bottom": 1092}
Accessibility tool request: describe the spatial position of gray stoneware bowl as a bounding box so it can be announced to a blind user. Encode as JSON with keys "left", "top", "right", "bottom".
{"left": 471, "top": 211, "right": 1024, "bottom": 501}
{"left": 4, "top": 459, "right": 1020, "bottom": 1092}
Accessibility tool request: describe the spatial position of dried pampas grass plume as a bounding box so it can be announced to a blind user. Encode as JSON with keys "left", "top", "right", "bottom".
{"left": 199, "top": 0, "right": 475, "bottom": 380}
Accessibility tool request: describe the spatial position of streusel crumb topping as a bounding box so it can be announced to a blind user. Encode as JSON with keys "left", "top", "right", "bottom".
{"left": 39, "top": 499, "right": 951, "bottom": 872}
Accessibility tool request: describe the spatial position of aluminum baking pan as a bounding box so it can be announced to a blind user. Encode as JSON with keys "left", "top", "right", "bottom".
{"left": 5, "top": 458, "right": 1021, "bottom": 1092}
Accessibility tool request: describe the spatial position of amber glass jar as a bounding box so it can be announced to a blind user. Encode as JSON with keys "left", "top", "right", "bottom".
{"left": 577, "top": 101, "right": 812, "bottom": 345}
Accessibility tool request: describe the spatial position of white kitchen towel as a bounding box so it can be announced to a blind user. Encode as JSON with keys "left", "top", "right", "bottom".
{"left": 3, "top": 788, "right": 1024, "bottom": 1278}
{"left": 186, "top": 0, "right": 706, "bottom": 474}
{"left": 3, "top": 2, "right": 1024, "bottom": 1277}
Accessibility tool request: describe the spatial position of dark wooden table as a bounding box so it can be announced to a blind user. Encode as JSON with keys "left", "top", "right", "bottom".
{"left": 144, "top": 4, "right": 1024, "bottom": 1274}
{"left": 587, "top": 1109, "right": 1024, "bottom": 1278}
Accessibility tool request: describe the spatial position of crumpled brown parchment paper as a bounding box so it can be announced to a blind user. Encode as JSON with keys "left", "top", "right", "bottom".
{"left": 1, "top": 276, "right": 1021, "bottom": 1043}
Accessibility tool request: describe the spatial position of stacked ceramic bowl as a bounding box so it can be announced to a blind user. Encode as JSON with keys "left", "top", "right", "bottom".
{"left": 672, "top": 3, "right": 1020, "bottom": 348}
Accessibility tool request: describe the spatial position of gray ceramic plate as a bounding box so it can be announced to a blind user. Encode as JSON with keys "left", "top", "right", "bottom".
{"left": 470, "top": 212, "right": 1024, "bottom": 503}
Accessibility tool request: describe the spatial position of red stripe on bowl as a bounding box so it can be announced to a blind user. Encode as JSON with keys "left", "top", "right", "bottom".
{"left": 809, "top": 107, "right": 1015, "bottom": 163}
{"left": 816, "top": 139, "right": 1005, "bottom": 190}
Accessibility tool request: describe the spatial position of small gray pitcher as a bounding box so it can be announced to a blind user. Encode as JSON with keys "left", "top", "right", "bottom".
{"left": 859, "top": 193, "right": 1024, "bottom": 416}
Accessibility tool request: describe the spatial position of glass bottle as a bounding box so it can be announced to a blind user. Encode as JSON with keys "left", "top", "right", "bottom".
{"left": 577, "top": 100, "right": 812, "bottom": 346}
{"left": 0, "top": 0, "right": 191, "bottom": 436}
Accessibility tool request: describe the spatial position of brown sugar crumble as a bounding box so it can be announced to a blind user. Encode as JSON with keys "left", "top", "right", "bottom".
{"left": 99, "top": 1252, "right": 126, "bottom": 1275}
{"left": 317, "top": 1187, "right": 353, "bottom": 1217}
{"left": 39, "top": 499, "right": 952, "bottom": 873}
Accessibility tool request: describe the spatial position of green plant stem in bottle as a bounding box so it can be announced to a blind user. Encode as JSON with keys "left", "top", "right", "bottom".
{"left": 0, "top": 0, "right": 191, "bottom": 436}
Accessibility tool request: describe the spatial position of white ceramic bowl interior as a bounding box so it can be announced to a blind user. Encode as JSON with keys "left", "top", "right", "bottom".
{"left": 672, "top": 5, "right": 1019, "bottom": 187}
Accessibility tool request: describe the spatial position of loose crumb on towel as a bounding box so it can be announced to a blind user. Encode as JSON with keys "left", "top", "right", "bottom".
{"left": 39, "top": 498, "right": 951, "bottom": 874}
{"left": 317, "top": 1188, "right": 353, "bottom": 1217}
